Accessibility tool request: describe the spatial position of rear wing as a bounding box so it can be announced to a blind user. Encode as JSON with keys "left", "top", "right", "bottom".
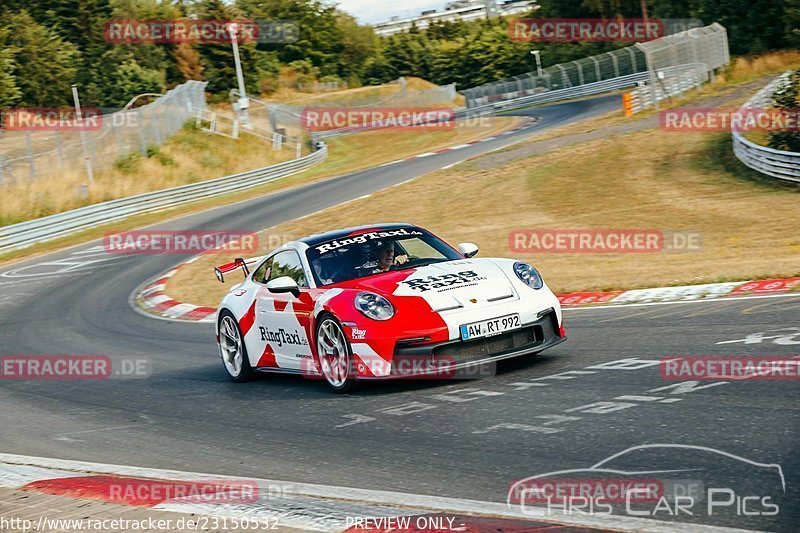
{"left": 214, "top": 256, "right": 265, "bottom": 283}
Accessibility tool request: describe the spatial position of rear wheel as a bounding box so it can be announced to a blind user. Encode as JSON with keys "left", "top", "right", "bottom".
{"left": 315, "top": 315, "right": 356, "bottom": 393}
{"left": 218, "top": 310, "right": 253, "bottom": 383}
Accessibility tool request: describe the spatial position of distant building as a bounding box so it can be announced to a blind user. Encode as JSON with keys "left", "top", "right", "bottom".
{"left": 373, "top": 0, "right": 536, "bottom": 37}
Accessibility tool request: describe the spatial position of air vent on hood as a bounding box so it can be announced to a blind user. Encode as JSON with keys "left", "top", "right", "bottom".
{"left": 487, "top": 292, "right": 514, "bottom": 302}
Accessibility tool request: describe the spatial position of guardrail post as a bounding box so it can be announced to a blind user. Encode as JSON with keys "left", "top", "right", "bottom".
{"left": 627, "top": 47, "right": 638, "bottom": 73}
{"left": 608, "top": 52, "right": 620, "bottom": 78}
{"left": 590, "top": 57, "right": 602, "bottom": 82}
{"left": 556, "top": 64, "right": 571, "bottom": 88}
{"left": 572, "top": 61, "right": 585, "bottom": 85}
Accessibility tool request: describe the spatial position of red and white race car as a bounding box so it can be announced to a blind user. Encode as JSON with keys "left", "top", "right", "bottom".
{"left": 214, "top": 224, "right": 566, "bottom": 392}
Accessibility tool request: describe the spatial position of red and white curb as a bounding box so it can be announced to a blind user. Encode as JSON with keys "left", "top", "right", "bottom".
{"left": 136, "top": 263, "right": 800, "bottom": 323}
{"left": 557, "top": 277, "right": 800, "bottom": 307}
{"left": 0, "top": 453, "right": 746, "bottom": 533}
{"left": 136, "top": 256, "right": 218, "bottom": 322}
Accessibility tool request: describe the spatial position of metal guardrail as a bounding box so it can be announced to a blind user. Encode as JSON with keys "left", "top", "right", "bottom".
{"left": 624, "top": 64, "right": 708, "bottom": 114}
{"left": 732, "top": 72, "right": 799, "bottom": 183}
{"left": 0, "top": 144, "right": 328, "bottom": 253}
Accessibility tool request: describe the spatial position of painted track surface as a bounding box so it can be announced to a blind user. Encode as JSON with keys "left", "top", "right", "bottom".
{"left": 0, "top": 95, "right": 797, "bottom": 531}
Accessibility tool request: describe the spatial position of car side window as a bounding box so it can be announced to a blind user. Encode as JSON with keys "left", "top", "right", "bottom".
{"left": 269, "top": 251, "right": 309, "bottom": 288}
{"left": 251, "top": 256, "right": 273, "bottom": 284}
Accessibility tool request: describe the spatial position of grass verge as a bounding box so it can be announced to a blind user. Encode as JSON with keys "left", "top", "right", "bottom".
{"left": 0, "top": 123, "right": 295, "bottom": 227}
{"left": 169, "top": 113, "right": 800, "bottom": 308}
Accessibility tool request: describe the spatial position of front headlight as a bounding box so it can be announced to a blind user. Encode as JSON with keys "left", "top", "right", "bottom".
{"left": 354, "top": 292, "right": 395, "bottom": 320}
{"left": 513, "top": 261, "right": 543, "bottom": 289}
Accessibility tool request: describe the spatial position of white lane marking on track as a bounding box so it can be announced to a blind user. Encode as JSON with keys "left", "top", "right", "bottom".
{"left": 563, "top": 292, "right": 800, "bottom": 312}
{"left": 53, "top": 425, "right": 144, "bottom": 443}
{"left": 441, "top": 160, "right": 468, "bottom": 170}
{"left": 0, "top": 453, "right": 746, "bottom": 533}
{"left": 0, "top": 254, "right": 133, "bottom": 279}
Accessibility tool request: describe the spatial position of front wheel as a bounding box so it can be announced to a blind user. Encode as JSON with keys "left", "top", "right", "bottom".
{"left": 315, "top": 315, "right": 356, "bottom": 393}
{"left": 218, "top": 310, "right": 254, "bottom": 383}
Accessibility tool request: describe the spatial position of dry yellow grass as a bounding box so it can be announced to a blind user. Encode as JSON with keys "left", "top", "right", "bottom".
{"left": 0, "top": 125, "right": 294, "bottom": 226}
{"left": 722, "top": 51, "right": 800, "bottom": 83}
{"left": 261, "top": 77, "right": 464, "bottom": 107}
{"left": 169, "top": 121, "right": 800, "bottom": 308}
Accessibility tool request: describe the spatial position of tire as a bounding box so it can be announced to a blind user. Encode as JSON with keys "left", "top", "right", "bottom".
{"left": 218, "top": 309, "right": 254, "bottom": 383}
{"left": 315, "top": 314, "right": 357, "bottom": 393}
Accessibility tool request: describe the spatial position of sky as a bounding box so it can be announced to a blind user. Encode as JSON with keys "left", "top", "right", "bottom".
{"left": 330, "top": 0, "right": 449, "bottom": 25}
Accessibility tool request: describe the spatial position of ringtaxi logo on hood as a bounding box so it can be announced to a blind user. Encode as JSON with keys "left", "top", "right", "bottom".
{"left": 401, "top": 270, "right": 485, "bottom": 292}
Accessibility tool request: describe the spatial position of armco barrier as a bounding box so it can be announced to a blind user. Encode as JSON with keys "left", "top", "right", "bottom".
{"left": 732, "top": 72, "right": 800, "bottom": 184}
{"left": 0, "top": 144, "right": 328, "bottom": 253}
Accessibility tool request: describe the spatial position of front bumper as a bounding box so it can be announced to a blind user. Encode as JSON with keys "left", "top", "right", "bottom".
{"left": 386, "top": 307, "right": 565, "bottom": 377}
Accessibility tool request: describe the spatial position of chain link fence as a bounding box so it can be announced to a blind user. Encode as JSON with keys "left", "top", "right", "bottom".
{"left": 0, "top": 80, "right": 207, "bottom": 184}
{"left": 462, "top": 47, "right": 648, "bottom": 108}
{"left": 635, "top": 23, "right": 729, "bottom": 110}
{"left": 462, "top": 23, "right": 728, "bottom": 109}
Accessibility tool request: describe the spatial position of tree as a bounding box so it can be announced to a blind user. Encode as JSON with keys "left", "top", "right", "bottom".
{"left": 768, "top": 70, "right": 800, "bottom": 152}
{"left": 0, "top": 30, "right": 21, "bottom": 107}
{"left": 336, "top": 13, "right": 379, "bottom": 83}
{"left": 173, "top": 43, "right": 204, "bottom": 82}
{"left": 0, "top": 11, "right": 80, "bottom": 106}
{"left": 38, "top": 0, "right": 113, "bottom": 88}
{"left": 237, "top": 0, "right": 345, "bottom": 74}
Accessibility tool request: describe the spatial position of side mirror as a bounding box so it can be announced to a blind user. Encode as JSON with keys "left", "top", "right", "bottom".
{"left": 457, "top": 242, "right": 479, "bottom": 258}
{"left": 266, "top": 276, "right": 300, "bottom": 297}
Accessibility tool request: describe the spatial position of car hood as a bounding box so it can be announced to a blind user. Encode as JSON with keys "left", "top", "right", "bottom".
{"left": 352, "top": 259, "right": 518, "bottom": 313}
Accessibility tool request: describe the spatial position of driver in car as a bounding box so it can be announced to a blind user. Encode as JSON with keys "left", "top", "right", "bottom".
{"left": 372, "top": 241, "right": 408, "bottom": 273}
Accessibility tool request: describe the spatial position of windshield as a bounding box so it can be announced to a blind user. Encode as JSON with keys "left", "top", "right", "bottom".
{"left": 306, "top": 228, "right": 463, "bottom": 286}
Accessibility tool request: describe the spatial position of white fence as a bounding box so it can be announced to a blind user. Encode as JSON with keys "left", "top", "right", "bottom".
{"left": 732, "top": 72, "right": 800, "bottom": 183}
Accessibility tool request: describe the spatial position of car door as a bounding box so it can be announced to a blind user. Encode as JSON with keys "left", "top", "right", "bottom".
{"left": 254, "top": 250, "right": 314, "bottom": 371}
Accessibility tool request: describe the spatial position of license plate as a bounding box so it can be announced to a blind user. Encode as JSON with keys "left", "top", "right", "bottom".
{"left": 460, "top": 314, "right": 521, "bottom": 341}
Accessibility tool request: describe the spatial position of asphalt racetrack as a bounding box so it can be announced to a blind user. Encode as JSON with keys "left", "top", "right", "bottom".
{"left": 0, "top": 95, "right": 797, "bottom": 531}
